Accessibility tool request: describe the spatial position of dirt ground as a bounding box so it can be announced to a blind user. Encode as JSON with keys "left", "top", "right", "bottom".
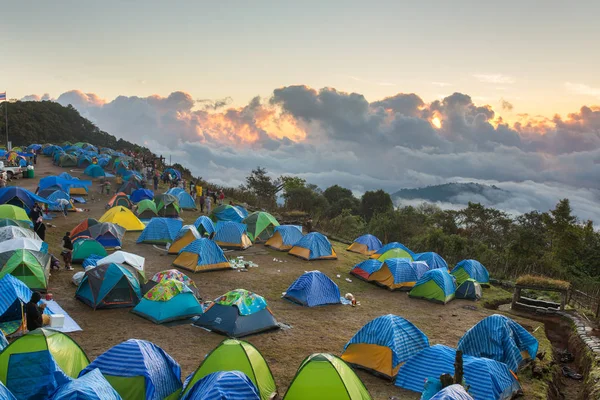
{"left": 15, "top": 156, "right": 549, "bottom": 400}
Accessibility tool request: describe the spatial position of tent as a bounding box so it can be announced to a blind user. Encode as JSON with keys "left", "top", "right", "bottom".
{"left": 413, "top": 252, "right": 449, "bottom": 271}
{"left": 166, "top": 188, "right": 185, "bottom": 196}
{"left": 118, "top": 180, "right": 140, "bottom": 195}
{"left": 350, "top": 259, "right": 384, "bottom": 281}
{"left": 370, "top": 242, "right": 415, "bottom": 260}
{"left": 76, "top": 263, "right": 141, "bottom": 309}
{"left": 38, "top": 176, "right": 91, "bottom": 194}
{"left": 369, "top": 259, "right": 430, "bottom": 290}
{"left": 451, "top": 259, "right": 490, "bottom": 286}
{"left": 150, "top": 269, "right": 201, "bottom": 299}
{"left": 0, "top": 274, "right": 33, "bottom": 335}
{"left": 0, "top": 187, "right": 54, "bottom": 213}
{"left": 457, "top": 314, "right": 538, "bottom": 372}
{"left": 0, "top": 226, "right": 40, "bottom": 241}
{"left": 168, "top": 225, "right": 201, "bottom": 254}
{"left": 0, "top": 218, "right": 30, "bottom": 229}
{"left": 194, "top": 215, "right": 215, "bottom": 236}
{"left": 455, "top": 279, "right": 482, "bottom": 300}
{"left": 0, "top": 381, "right": 14, "bottom": 400}
{"left": 130, "top": 189, "right": 154, "bottom": 203}
{"left": 162, "top": 168, "right": 181, "bottom": 180}
{"left": 99, "top": 206, "right": 145, "bottom": 231}
{"left": 283, "top": 353, "right": 371, "bottom": 400}
{"left": 0, "top": 328, "right": 89, "bottom": 400}
{"left": 176, "top": 191, "right": 197, "bottom": 210}
{"left": 409, "top": 269, "right": 456, "bottom": 304}
{"left": 395, "top": 344, "right": 521, "bottom": 400}
{"left": 284, "top": 271, "right": 341, "bottom": 307}
{"left": 214, "top": 221, "right": 252, "bottom": 250}
{"left": 347, "top": 234, "right": 382, "bottom": 256}
{"left": 136, "top": 199, "right": 159, "bottom": 219}
{"left": 51, "top": 368, "right": 122, "bottom": 400}
{"left": 193, "top": 289, "right": 279, "bottom": 337}
{"left": 46, "top": 190, "right": 75, "bottom": 212}
{"left": 155, "top": 194, "right": 181, "bottom": 218}
{"left": 106, "top": 192, "right": 133, "bottom": 209}
{"left": 79, "top": 339, "right": 182, "bottom": 400}
{"left": 88, "top": 222, "right": 126, "bottom": 248}
{"left": 210, "top": 204, "right": 247, "bottom": 223}
{"left": 265, "top": 225, "right": 303, "bottom": 251}
{"left": 182, "top": 371, "right": 260, "bottom": 400}
{"left": 0, "top": 249, "right": 51, "bottom": 291}
{"left": 72, "top": 238, "right": 108, "bottom": 263}
{"left": 0, "top": 205, "right": 31, "bottom": 225}
{"left": 289, "top": 232, "right": 337, "bottom": 261}
{"left": 341, "top": 314, "right": 430, "bottom": 379}
{"left": 429, "top": 385, "right": 474, "bottom": 400}
{"left": 78, "top": 155, "right": 93, "bottom": 168}
{"left": 173, "top": 238, "right": 231, "bottom": 273}
{"left": 242, "top": 212, "right": 280, "bottom": 242}
{"left": 58, "top": 154, "right": 77, "bottom": 167}
{"left": 71, "top": 218, "right": 99, "bottom": 239}
{"left": 97, "top": 251, "right": 145, "bottom": 273}
{"left": 84, "top": 164, "right": 105, "bottom": 178}
{"left": 137, "top": 218, "right": 182, "bottom": 244}
{"left": 182, "top": 339, "right": 276, "bottom": 400}
{"left": 375, "top": 248, "right": 414, "bottom": 262}
{"left": 0, "top": 237, "right": 47, "bottom": 253}
{"left": 132, "top": 279, "right": 203, "bottom": 324}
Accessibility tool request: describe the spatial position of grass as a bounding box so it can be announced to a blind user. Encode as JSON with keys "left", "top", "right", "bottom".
{"left": 479, "top": 284, "right": 513, "bottom": 310}
{"left": 516, "top": 275, "right": 571, "bottom": 291}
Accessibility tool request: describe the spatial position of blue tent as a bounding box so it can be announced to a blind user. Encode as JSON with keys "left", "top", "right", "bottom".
{"left": 46, "top": 190, "right": 73, "bottom": 211}
{"left": 455, "top": 279, "right": 482, "bottom": 300}
{"left": 214, "top": 221, "right": 252, "bottom": 250}
{"left": 162, "top": 168, "right": 181, "bottom": 180}
{"left": 347, "top": 234, "right": 382, "bottom": 254}
{"left": 58, "top": 172, "right": 74, "bottom": 180}
{"left": 75, "top": 264, "right": 141, "bottom": 309}
{"left": 130, "top": 189, "right": 154, "bottom": 203}
{"left": 0, "top": 274, "right": 33, "bottom": 333}
{"left": 413, "top": 252, "right": 448, "bottom": 270}
{"left": 132, "top": 280, "right": 203, "bottom": 324}
{"left": 374, "top": 258, "right": 430, "bottom": 290}
{"left": 210, "top": 205, "right": 247, "bottom": 223}
{"left": 173, "top": 239, "right": 231, "bottom": 273}
{"left": 181, "top": 371, "right": 260, "bottom": 400}
{"left": 79, "top": 339, "right": 182, "bottom": 400}
{"left": 78, "top": 155, "right": 93, "bottom": 167}
{"left": 176, "top": 191, "right": 197, "bottom": 210}
{"left": 0, "top": 187, "right": 55, "bottom": 213}
{"left": 137, "top": 218, "right": 183, "bottom": 244}
{"left": 457, "top": 314, "right": 538, "bottom": 372}
{"left": 265, "top": 225, "right": 303, "bottom": 251}
{"left": 84, "top": 165, "right": 105, "bottom": 178}
{"left": 451, "top": 260, "right": 490, "bottom": 286}
{"left": 51, "top": 368, "right": 122, "bottom": 400}
{"left": 284, "top": 271, "right": 340, "bottom": 307}
{"left": 350, "top": 259, "right": 384, "bottom": 280}
{"left": 395, "top": 344, "right": 521, "bottom": 400}
{"left": 194, "top": 216, "right": 215, "bottom": 236}
{"left": 166, "top": 188, "right": 185, "bottom": 196}
{"left": 429, "top": 385, "right": 474, "bottom": 400}
{"left": 27, "top": 144, "right": 42, "bottom": 152}
{"left": 0, "top": 380, "right": 15, "bottom": 400}
{"left": 409, "top": 269, "right": 456, "bottom": 304}
{"left": 289, "top": 232, "right": 337, "bottom": 260}
{"left": 372, "top": 242, "right": 415, "bottom": 258}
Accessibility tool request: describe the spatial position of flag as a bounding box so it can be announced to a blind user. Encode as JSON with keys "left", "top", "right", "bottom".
{"left": 0, "top": 92, "right": 6, "bottom": 101}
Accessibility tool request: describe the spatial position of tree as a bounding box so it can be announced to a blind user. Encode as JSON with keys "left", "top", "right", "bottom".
{"left": 279, "top": 176, "right": 306, "bottom": 193}
{"left": 283, "top": 186, "right": 328, "bottom": 216}
{"left": 323, "top": 185, "right": 360, "bottom": 218}
{"left": 323, "top": 185, "right": 354, "bottom": 204}
{"left": 245, "top": 167, "right": 279, "bottom": 209}
{"left": 360, "top": 190, "right": 393, "bottom": 222}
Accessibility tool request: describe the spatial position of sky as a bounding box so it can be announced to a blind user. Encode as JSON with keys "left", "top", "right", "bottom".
{"left": 3, "top": 1, "right": 600, "bottom": 221}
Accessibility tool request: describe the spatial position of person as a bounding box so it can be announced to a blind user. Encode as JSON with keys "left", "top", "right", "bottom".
{"left": 189, "top": 180, "right": 195, "bottom": 194}
{"left": 205, "top": 195, "right": 212, "bottom": 215}
{"left": 26, "top": 292, "right": 47, "bottom": 331}
{"left": 212, "top": 191, "right": 217, "bottom": 204}
{"left": 0, "top": 174, "right": 5, "bottom": 188}
{"left": 153, "top": 174, "right": 159, "bottom": 191}
{"left": 35, "top": 219, "right": 46, "bottom": 241}
{"left": 115, "top": 175, "right": 123, "bottom": 187}
{"left": 105, "top": 180, "right": 111, "bottom": 195}
{"left": 33, "top": 152, "right": 37, "bottom": 165}
{"left": 198, "top": 194, "right": 205, "bottom": 213}
{"left": 61, "top": 232, "right": 74, "bottom": 270}
{"left": 218, "top": 190, "right": 225, "bottom": 205}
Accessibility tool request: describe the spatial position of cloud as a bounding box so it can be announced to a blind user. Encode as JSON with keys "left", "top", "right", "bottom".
{"left": 21, "top": 93, "right": 52, "bottom": 101}
{"left": 431, "top": 82, "right": 452, "bottom": 87}
{"left": 500, "top": 98, "right": 514, "bottom": 111}
{"left": 565, "top": 82, "right": 600, "bottom": 99}
{"left": 473, "top": 74, "right": 515, "bottom": 84}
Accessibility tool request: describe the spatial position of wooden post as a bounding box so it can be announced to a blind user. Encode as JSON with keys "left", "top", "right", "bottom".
{"left": 454, "top": 350, "right": 464, "bottom": 385}
{"left": 512, "top": 287, "right": 521, "bottom": 309}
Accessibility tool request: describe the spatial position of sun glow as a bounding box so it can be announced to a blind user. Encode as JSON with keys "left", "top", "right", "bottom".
{"left": 431, "top": 117, "right": 442, "bottom": 129}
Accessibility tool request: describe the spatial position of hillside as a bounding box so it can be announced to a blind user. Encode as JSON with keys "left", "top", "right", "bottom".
{"left": 392, "top": 182, "right": 513, "bottom": 205}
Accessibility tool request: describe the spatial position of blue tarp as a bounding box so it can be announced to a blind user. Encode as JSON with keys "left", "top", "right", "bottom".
{"left": 353, "top": 234, "right": 383, "bottom": 252}
{"left": 137, "top": 218, "right": 183, "bottom": 243}
{"left": 0, "top": 187, "right": 55, "bottom": 212}
{"left": 413, "top": 252, "right": 449, "bottom": 271}
{"left": 181, "top": 371, "right": 260, "bottom": 400}
{"left": 285, "top": 271, "right": 340, "bottom": 307}
{"left": 51, "top": 368, "right": 122, "bottom": 400}
{"left": 292, "top": 232, "right": 335, "bottom": 260}
{"left": 39, "top": 176, "right": 92, "bottom": 192}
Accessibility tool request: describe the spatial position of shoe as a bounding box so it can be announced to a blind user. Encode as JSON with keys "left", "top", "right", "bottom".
{"left": 65, "top": 266, "right": 74, "bottom": 271}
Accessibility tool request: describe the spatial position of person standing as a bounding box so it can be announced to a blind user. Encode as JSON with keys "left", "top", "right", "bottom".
{"left": 218, "top": 190, "right": 225, "bottom": 205}
{"left": 198, "top": 194, "right": 205, "bottom": 213}
{"left": 33, "top": 153, "right": 37, "bottom": 165}
{"left": 189, "top": 179, "right": 195, "bottom": 194}
{"left": 153, "top": 174, "right": 159, "bottom": 191}
{"left": 205, "top": 195, "right": 212, "bottom": 215}
{"left": 31, "top": 204, "right": 46, "bottom": 241}
{"left": 61, "top": 232, "right": 74, "bottom": 271}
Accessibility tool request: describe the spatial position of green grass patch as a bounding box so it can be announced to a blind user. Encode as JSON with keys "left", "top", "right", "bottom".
{"left": 516, "top": 275, "right": 571, "bottom": 291}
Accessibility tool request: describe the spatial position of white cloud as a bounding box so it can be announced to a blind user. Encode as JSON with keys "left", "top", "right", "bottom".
{"left": 473, "top": 74, "right": 515, "bottom": 84}
{"left": 565, "top": 82, "right": 600, "bottom": 99}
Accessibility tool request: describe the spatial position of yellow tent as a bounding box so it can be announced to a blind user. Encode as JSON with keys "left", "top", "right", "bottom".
{"left": 168, "top": 226, "right": 201, "bottom": 255}
{"left": 98, "top": 206, "right": 145, "bottom": 232}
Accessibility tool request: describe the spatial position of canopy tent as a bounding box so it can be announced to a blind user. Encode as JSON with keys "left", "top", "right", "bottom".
{"left": 0, "top": 187, "right": 55, "bottom": 213}
{"left": 51, "top": 368, "right": 122, "bottom": 400}
{"left": 346, "top": 234, "right": 383, "bottom": 256}
{"left": 76, "top": 263, "right": 141, "bottom": 309}
{"left": 155, "top": 194, "right": 181, "bottom": 218}
{"left": 72, "top": 238, "right": 107, "bottom": 263}
{"left": 451, "top": 259, "right": 490, "bottom": 286}
{"left": 88, "top": 222, "right": 126, "bottom": 248}
{"left": 99, "top": 206, "right": 145, "bottom": 231}
{"left": 173, "top": 238, "right": 231, "bottom": 273}
{"left": 182, "top": 371, "right": 260, "bottom": 400}
{"left": 409, "top": 269, "right": 456, "bottom": 304}
{"left": 265, "top": 225, "right": 303, "bottom": 252}
{"left": 370, "top": 242, "right": 415, "bottom": 260}
{"left": 413, "top": 252, "right": 449, "bottom": 271}
{"left": 0, "top": 249, "right": 51, "bottom": 291}
{"left": 0, "top": 274, "right": 33, "bottom": 335}
{"left": 368, "top": 259, "right": 430, "bottom": 291}
{"left": 284, "top": 271, "right": 341, "bottom": 307}
{"left": 289, "top": 232, "right": 337, "bottom": 261}
{"left": 168, "top": 225, "right": 201, "bottom": 255}
{"left": 182, "top": 339, "right": 276, "bottom": 400}
{"left": 137, "top": 218, "right": 182, "bottom": 244}
{"left": 210, "top": 204, "right": 248, "bottom": 223}
{"left": 455, "top": 279, "right": 482, "bottom": 301}
{"left": 130, "top": 189, "right": 154, "bottom": 203}
{"left": 243, "top": 211, "right": 280, "bottom": 242}
{"left": 341, "top": 314, "right": 429, "bottom": 379}
{"left": 214, "top": 221, "right": 252, "bottom": 250}
{"left": 0, "top": 226, "right": 40, "bottom": 241}
{"left": 0, "top": 205, "right": 31, "bottom": 225}
{"left": 350, "top": 259, "right": 384, "bottom": 281}
{"left": 70, "top": 218, "right": 99, "bottom": 239}
{"left": 106, "top": 192, "right": 133, "bottom": 209}
{"left": 194, "top": 215, "right": 215, "bottom": 236}
{"left": 132, "top": 279, "right": 203, "bottom": 324}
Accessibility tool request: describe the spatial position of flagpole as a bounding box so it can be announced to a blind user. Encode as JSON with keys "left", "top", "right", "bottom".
{"left": 4, "top": 98, "right": 7, "bottom": 148}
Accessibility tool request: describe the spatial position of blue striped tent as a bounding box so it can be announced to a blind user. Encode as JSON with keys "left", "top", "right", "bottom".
{"left": 265, "top": 225, "right": 303, "bottom": 251}
{"left": 0, "top": 274, "right": 32, "bottom": 335}
{"left": 181, "top": 371, "right": 260, "bottom": 400}
{"left": 395, "top": 344, "right": 521, "bottom": 400}
{"left": 137, "top": 218, "right": 183, "bottom": 244}
{"left": 284, "top": 271, "right": 341, "bottom": 307}
{"left": 342, "top": 314, "right": 429, "bottom": 378}
{"left": 0, "top": 380, "right": 15, "bottom": 400}
{"left": 457, "top": 314, "right": 539, "bottom": 372}
{"left": 350, "top": 259, "right": 384, "bottom": 281}
{"left": 288, "top": 232, "right": 337, "bottom": 260}
{"left": 46, "top": 190, "right": 74, "bottom": 211}
{"left": 451, "top": 259, "right": 490, "bottom": 286}
{"left": 409, "top": 269, "right": 456, "bottom": 304}
{"left": 214, "top": 222, "right": 252, "bottom": 250}
{"left": 194, "top": 216, "right": 215, "bottom": 236}
{"left": 52, "top": 368, "right": 122, "bottom": 400}
{"left": 347, "top": 234, "right": 382, "bottom": 255}
{"left": 370, "top": 259, "right": 430, "bottom": 290}
{"left": 79, "top": 339, "right": 182, "bottom": 400}
{"left": 371, "top": 242, "right": 415, "bottom": 259}
{"left": 413, "top": 252, "right": 449, "bottom": 271}
{"left": 176, "top": 192, "right": 197, "bottom": 210}
{"left": 429, "top": 384, "right": 474, "bottom": 400}
{"left": 173, "top": 238, "right": 231, "bottom": 272}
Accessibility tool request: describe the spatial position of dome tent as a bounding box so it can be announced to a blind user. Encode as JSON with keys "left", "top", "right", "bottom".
{"left": 181, "top": 371, "right": 259, "bottom": 400}
{"left": 0, "top": 249, "right": 51, "bottom": 291}
{"left": 75, "top": 263, "right": 141, "bottom": 309}
{"left": 99, "top": 206, "right": 145, "bottom": 231}
{"left": 0, "top": 274, "right": 34, "bottom": 335}
{"left": 455, "top": 279, "right": 482, "bottom": 300}
{"left": 284, "top": 271, "right": 341, "bottom": 307}
{"left": 106, "top": 192, "right": 133, "bottom": 209}
{"left": 168, "top": 225, "right": 201, "bottom": 255}
{"left": 88, "top": 222, "right": 126, "bottom": 248}
{"left": 451, "top": 259, "right": 490, "bottom": 286}
{"left": 136, "top": 199, "right": 159, "bottom": 219}
{"left": 413, "top": 252, "right": 449, "bottom": 271}
{"left": 70, "top": 218, "right": 99, "bottom": 239}
{"left": 214, "top": 221, "right": 252, "bottom": 250}
{"left": 350, "top": 259, "right": 384, "bottom": 281}
{"left": 193, "top": 215, "right": 215, "bottom": 236}
{"left": 369, "top": 258, "right": 430, "bottom": 291}
{"left": 242, "top": 211, "right": 280, "bottom": 242}
{"left": 265, "top": 225, "right": 303, "bottom": 251}
{"left": 137, "top": 218, "right": 182, "bottom": 244}
{"left": 376, "top": 248, "right": 414, "bottom": 262}
{"left": 155, "top": 193, "right": 181, "bottom": 218}
{"left": 210, "top": 204, "right": 248, "bottom": 223}
{"left": 172, "top": 238, "right": 231, "bottom": 273}
{"left": 429, "top": 385, "right": 474, "bottom": 400}
{"left": 175, "top": 191, "right": 197, "bottom": 211}
{"left": 72, "top": 238, "right": 108, "bottom": 263}
{"left": 370, "top": 242, "right": 415, "bottom": 259}
{"left": 288, "top": 232, "right": 337, "bottom": 261}
{"left": 51, "top": 368, "right": 122, "bottom": 400}
{"left": 347, "top": 234, "right": 382, "bottom": 256}
{"left": 409, "top": 269, "right": 456, "bottom": 304}
{"left": 150, "top": 269, "right": 201, "bottom": 299}
{"left": 132, "top": 279, "right": 203, "bottom": 324}
{"left": 130, "top": 188, "right": 154, "bottom": 203}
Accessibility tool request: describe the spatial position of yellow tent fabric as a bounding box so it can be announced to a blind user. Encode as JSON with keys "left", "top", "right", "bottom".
{"left": 98, "top": 206, "right": 145, "bottom": 232}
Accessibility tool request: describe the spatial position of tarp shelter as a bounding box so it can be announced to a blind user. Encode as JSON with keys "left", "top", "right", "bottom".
{"left": 283, "top": 353, "right": 372, "bottom": 400}
{"left": 168, "top": 225, "right": 201, "bottom": 254}
{"left": 265, "top": 225, "right": 303, "bottom": 251}
{"left": 137, "top": 218, "right": 182, "bottom": 244}
{"left": 347, "top": 234, "right": 382, "bottom": 256}
{"left": 370, "top": 242, "right": 415, "bottom": 260}
{"left": 214, "top": 221, "right": 252, "bottom": 250}
{"left": 72, "top": 238, "right": 107, "bottom": 263}
{"left": 106, "top": 192, "right": 133, "bottom": 209}
{"left": 455, "top": 279, "right": 482, "bottom": 301}
{"left": 151, "top": 269, "right": 201, "bottom": 299}
{"left": 84, "top": 164, "right": 105, "bottom": 178}
{"left": 0, "top": 205, "right": 31, "bottom": 225}
{"left": 0, "top": 249, "right": 51, "bottom": 291}
{"left": 409, "top": 269, "right": 456, "bottom": 304}
{"left": 99, "top": 206, "right": 145, "bottom": 231}
{"left": 176, "top": 191, "right": 196, "bottom": 210}
{"left": 284, "top": 271, "right": 341, "bottom": 307}
{"left": 0, "top": 274, "right": 33, "bottom": 335}
{"left": 173, "top": 238, "right": 231, "bottom": 273}
{"left": 130, "top": 189, "right": 154, "bottom": 203}
{"left": 194, "top": 215, "right": 215, "bottom": 236}
{"left": 38, "top": 176, "right": 91, "bottom": 194}
{"left": 88, "top": 222, "right": 126, "bottom": 248}
{"left": 457, "top": 314, "right": 539, "bottom": 372}
{"left": 132, "top": 279, "right": 203, "bottom": 324}
{"left": 51, "top": 368, "right": 122, "bottom": 400}
{"left": 136, "top": 199, "right": 159, "bottom": 219}
{"left": 193, "top": 289, "right": 279, "bottom": 337}
{"left": 289, "top": 232, "right": 337, "bottom": 260}
{"left": 451, "top": 259, "right": 490, "bottom": 286}
{"left": 413, "top": 252, "right": 449, "bottom": 271}
{"left": 342, "top": 314, "right": 429, "bottom": 379}
{"left": 0, "top": 187, "right": 55, "bottom": 213}
{"left": 369, "top": 259, "right": 430, "bottom": 291}
{"left": 0, "top": 328, "right": 89, "bottom": 400}
{"left": 182, "top": 339, "right": 276, "bottom": 400}
{"left": 210, "top": 204, "right": 247, "bottom": 223}
{"left": 243, "top": 212, "right": 280, "bottom": 242}
{"left": 181, "top": 371, "right": 260, "bottom": 400}
{"left": 76, "top": 263, "right": 141, "bottom": 309}
{"left": 0, "top": 226, "right": 40, "bottom": 241}
{"left": 79, "top": 339, "right": 182, "bottom": 400}
{"left": 395, "top": 344, "right": 521, "bottom": 400}
{"left": 71, "top": 218, "right": 99, "bottom": 239}
{"left": 429, "top": 385, "right": 474, "bottom": 400}
{"left": 350, "top": 259, "right": 384, "bottom": 281}
{"left": 155, "top": 194, "right": 181, "bottom": 218}
{"left": 0, "top": 237, "right": 47, "bottom": 253}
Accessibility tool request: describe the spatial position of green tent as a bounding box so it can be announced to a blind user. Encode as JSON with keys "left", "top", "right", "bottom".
{"left": 0, "top": 205, "right": 30, "bottom": 224}
{"left": 155, "top": 194, "right": 181, "bottom": 218}
{"left": 0, "top": 249, "right": 51, "bottom": 291}
{"left": 59, "top": 154, "right": 78, "bottom": 167}
{"left": 72, "top": 238, "right": 107, "bottom": 263}
{"left": 0, "top": 218, "right": 30, "bottom": 228}
{"left": 243, "top": 212, "right": 280, "bottom": 242}
{"left": 183, "top": 339, "right": 277, "bottom": 400}
{"left": 136, "top": 199, "right": 158, "bottom": 219}
{"left": 284, "top": 353, "right": 371, "bottom": 399}
{"left": 376, "top": 248, "right": 413, "bottom": 262}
